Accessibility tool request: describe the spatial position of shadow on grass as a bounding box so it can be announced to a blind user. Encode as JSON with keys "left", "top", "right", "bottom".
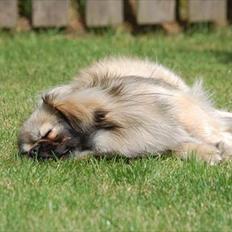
{"left": 15, "top": 150, "right": 174, "bottom": 164}
{"left": 87, "top": 152, "right": 174, "bottom": 166}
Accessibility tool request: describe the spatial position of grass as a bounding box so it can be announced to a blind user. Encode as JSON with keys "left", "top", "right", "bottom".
{"left": 0, "top": 28, "right": 232, "bottom": 231}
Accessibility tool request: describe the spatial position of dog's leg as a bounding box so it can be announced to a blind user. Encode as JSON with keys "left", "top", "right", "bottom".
{"left": 216, "top": 110, "right": 232, "bottom": 118}
{"left": 174, "top": 142, "right": 223, "bottom": 165}
{"left": 173, "top": 94, "right": 232, "bottom": 162}
{"left": 216, "top": 110, "right": 232, "bottom": 132}
{"left": 174, "top": 93, "right": 223, "bottom": 144}
{"left": 218, "top": 132, "right": 232, "bottom": 161}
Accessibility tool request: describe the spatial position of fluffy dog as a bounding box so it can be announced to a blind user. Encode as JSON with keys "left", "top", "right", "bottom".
{"left": 18, "top": 57, "right": 232, "bottom": 164}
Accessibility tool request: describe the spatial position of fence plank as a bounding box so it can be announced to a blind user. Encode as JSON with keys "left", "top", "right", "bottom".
{"left": 0, "top": 0, "right": 18, "bottom": 28}
{"left": 86, "top": 0, "right": 123, "bottom": 27}
{"left": 229, "top": 0, "right": 232, "bottom": 22}
{"left": 188, "top": 0, "right": 227, "bottom": 24}
{"left": 137, "top": 0, "right": 176, "bottom": 24}
{"left": 32, "top": 0, "right": 69, "bottom": 27}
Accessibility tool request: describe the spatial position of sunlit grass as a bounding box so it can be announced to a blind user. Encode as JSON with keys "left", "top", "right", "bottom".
{"left": 0, "top": 28, "right": 232, "bottom": 231}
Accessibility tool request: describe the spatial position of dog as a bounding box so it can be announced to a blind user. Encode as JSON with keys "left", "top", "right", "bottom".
{"left": 18, "top": 57, "right": 232, "bottom": 164}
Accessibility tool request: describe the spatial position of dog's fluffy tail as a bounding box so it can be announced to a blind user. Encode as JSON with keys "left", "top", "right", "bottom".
{"left": 190, "top": 79, "right": 214, "bottom": 110}
{"left": 190, "top": 80, "right": 232, "bottom": 132}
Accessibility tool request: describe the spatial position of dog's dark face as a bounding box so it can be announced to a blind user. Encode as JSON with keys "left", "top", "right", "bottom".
{"left": 18, "top": 102, "right": 82, "bottom": 159}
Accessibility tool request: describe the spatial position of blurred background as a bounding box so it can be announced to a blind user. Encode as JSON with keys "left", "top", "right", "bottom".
{"left": 0, "top": 0, "right": 232, "bottom": 34}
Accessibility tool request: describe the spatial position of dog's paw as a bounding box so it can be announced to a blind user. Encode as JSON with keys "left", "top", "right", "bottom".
{"left": 208, "top": 152, "right": 223, "bottom": 165}
{"left": 218, "top": 141, "right": 232, "bottom": 162}
{"left": 205, "top": 142, "right": 225, "bottom": 165}
{"left": 175, "top": 142, "right": 223, "bottom": 165}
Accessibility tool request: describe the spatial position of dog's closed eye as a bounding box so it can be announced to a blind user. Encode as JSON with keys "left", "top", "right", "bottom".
{"left": 42, "top": 129, "right": 52, "bottom": 139}
{"left": 39, "top": 124, "right": 59, "bottom": 141}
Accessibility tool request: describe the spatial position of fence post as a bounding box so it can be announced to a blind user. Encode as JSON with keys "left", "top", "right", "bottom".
{"left": 137, "top": 0, "right": 180, "bottom": 33}
{"left": 137, "top": 0, "right": 176, "bottom": 24}
{"left": 86, "top": 0, "right": 123, "bottom": 27}
{"left": 0, "top": 0, "right": 18, "bottom": 28}
{"left": 32, "top": 0, "right": 69, "bottom": 27}
{"left": 188, "top": 0, "right": 227, "bottom": 26}
{"left": 229, "top": 0, "right": 232, "bottom": 22}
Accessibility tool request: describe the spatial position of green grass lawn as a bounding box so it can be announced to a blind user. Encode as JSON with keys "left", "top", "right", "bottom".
{"left": 0, "top": 28, "right": 232, "bottom": 232}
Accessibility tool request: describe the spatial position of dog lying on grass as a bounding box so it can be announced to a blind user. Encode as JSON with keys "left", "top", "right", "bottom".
{"left": 18, "top": 57, "right": 232, "bottom": 164}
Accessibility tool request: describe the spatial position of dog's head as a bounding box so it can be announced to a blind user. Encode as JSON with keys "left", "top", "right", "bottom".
{"left": 18, "top": 102, "right": 83, "bottom": 159}
{"left": 18, "top": 85, "right": 89, "bottom": 159}
{"left": 18, "top": 85, "right": 121, "bottom": 159}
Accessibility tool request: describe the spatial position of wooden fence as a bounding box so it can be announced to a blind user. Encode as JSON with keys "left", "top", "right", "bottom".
{"left": 0, "top": 0, "right": 230, "bottom": 30}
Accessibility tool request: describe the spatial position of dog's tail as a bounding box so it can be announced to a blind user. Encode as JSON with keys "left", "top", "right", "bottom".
{"left": 189, "top": 80, "right": 232, "bottom": 132}
{"left": 190, "top": 79, "right": 214, "bottom": 110}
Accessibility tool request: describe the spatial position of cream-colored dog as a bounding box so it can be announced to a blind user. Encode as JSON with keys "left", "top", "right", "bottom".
{"left": 18, "top": 57, "right": 232, "bottom": 164}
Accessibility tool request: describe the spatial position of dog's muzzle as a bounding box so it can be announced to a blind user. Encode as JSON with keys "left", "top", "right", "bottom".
{"left": 28, "top": 137, "right": 79, "bottom": 160}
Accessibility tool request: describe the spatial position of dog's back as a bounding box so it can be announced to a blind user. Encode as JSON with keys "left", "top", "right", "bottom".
{"left": 76, "top": 57, "right": 189, "bottom": 91}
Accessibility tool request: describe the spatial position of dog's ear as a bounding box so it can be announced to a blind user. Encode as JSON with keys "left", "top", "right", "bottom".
{"left": 42, "top": 92, "right": 122, "bottom": 132}
{"left": 42, "top": 93, "right": 93, "bottom": 133}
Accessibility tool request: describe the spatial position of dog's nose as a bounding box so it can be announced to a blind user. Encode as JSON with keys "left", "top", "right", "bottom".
{"left": 29, "top": 146, "right": 40, "bottom": 157}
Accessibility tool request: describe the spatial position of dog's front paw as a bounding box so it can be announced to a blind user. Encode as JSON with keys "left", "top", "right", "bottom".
{"left": 175, "top": 142, "right": 223, "bottom": 165}
{"left": 208, "top": 152, "right": 223, "bottom": 165}
{"left": 218, "top": 142, "right": 232, "bottom": 162}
